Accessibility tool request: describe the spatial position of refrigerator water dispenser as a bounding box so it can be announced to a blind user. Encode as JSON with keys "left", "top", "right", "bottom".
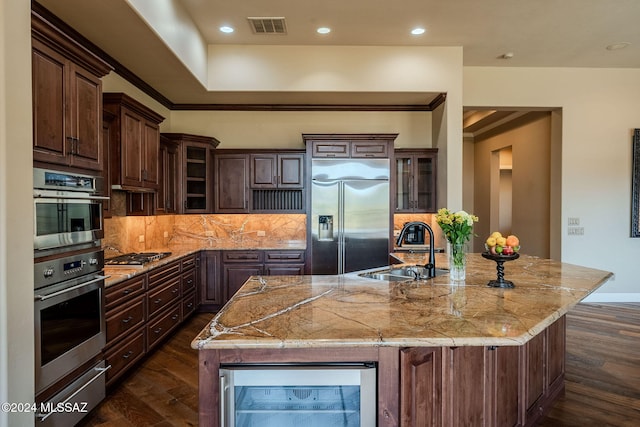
{"left": 318, "top": 215, "right": 334, "bottom": 241}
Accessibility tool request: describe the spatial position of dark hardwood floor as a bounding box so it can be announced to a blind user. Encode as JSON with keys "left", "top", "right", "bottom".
{"left": 78, "top": 313, "right": 211, "bottom": 427}
{"left": 538, "top": 302, "right": 640, "bottom": 427}
{"left": 79, "top": 303, "right": 640, "bottom": 426}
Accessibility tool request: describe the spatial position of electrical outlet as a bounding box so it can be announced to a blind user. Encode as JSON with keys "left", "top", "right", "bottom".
{"left": 163, "top": 231, "right": 169, "bottom": 238}
{"left": 205, "top": 231, "right": 214, "bottom": 237}
{"left": 568, "top": 217, "right": 580, "bottom": 226}
{"left": 138, "top": 235, "right": 145, "bottom": 242}
{"left": 257, "top": 230, "right": 266, "bottom": 237}
{"left": 568, "top": 227, "right": 584, "bottom": 235}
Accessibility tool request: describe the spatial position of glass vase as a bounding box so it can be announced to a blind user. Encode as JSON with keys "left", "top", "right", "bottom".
{"left": 449, "top": 243, "right": 466, "bottom": 281}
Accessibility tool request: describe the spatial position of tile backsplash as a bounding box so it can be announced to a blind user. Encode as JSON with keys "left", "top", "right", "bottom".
{"left": 103, "top": 212, "right": 443, "bottom": 255}
{"left": 103, "top": 214, "right": 307, "bottom": 254}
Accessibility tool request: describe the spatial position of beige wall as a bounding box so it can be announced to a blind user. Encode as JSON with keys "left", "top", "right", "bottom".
{"left": 465, "top": 66, "right": 640, "bottom": 298}
{"left": 1, "top": 1, "right": 35, "bottom": 426}
{"left": 472, "top": 114, "right": 551, "bottom": 257}
{"left": 169, "top": 110, "right": 432, "bottom": 149}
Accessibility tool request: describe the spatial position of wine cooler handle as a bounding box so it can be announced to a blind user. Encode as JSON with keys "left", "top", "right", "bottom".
{"left": 219, "top": 373, "right": 227, "bottom": 427}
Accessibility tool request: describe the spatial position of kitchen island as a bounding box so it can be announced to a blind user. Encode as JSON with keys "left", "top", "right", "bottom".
{"left": 192, "top": 253, "right": 612, "bottom": 427}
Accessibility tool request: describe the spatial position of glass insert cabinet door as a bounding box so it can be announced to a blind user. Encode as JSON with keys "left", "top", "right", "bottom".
{"left": 394, "top": 149, "right": 437, "bottom": 213}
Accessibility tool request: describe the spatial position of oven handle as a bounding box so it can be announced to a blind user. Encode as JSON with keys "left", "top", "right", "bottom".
{"left": 33, "top": 192, "right": 110, "bottom": 201}
{"left": 34, "top": 275, "right": 109, "bottom": 301}
{"left": 36, "top": 365, "right": 111, "bottom": 421}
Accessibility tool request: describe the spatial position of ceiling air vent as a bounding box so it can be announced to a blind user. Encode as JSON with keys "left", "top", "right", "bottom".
{"left": 248, "top": 17, "right": 287, "bottom": 34}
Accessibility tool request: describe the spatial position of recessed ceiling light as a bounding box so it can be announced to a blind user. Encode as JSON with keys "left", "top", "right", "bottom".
{"left": 411, "top": 28, "right": 426, "bottom": 35}
{"left": 220, "top": 26, "right": 234, "bottom": 33}
{"left": 606, "top": 42, "right": 630, "bottom": 51}
{"left": 317, "top": 27, "right": 331, "bottom": 34}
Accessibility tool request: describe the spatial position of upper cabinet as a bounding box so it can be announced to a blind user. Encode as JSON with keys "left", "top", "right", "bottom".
{"left": 304, "top": 134, "right": 397, "bottom": 158}
{"left": 103, "top": 93, "right": 165, "bottom": 192}
{"left": 214, "top": 153, "right": 250, "bottom": 213}
{"left": 250, "top": 153, "right": 304, "bottom": 189}
{"left": 215, "top": 150, "right": 305, "bottom": 213}
{"left": 159, "top": 133, "right": 220, "bottom": 214}
{"left": 394, "top": 149, "right": 438, "bottom": 213}
{"left": 31, "top": 10, "right": 112, "bottom": 172}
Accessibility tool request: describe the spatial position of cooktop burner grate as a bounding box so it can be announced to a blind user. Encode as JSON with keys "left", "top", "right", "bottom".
{"left": 105, "top": 252, "right": 172, "bottom": 267}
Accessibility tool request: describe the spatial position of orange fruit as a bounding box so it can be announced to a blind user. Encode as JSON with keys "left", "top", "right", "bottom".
{"left": 506, "top": 235, "right": 519, "bottom": 247}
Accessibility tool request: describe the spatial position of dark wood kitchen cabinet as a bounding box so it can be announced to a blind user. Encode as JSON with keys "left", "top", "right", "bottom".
{"left": 394, "top": 148, "right": 438, "bottom": 213}
{"left": 160, "top": 133, "right": 220, "bottom": 214}
{"left": 221, "top": 250, "right": 306, "bottom": 303}
{"left": 215, "top": 153, "right": 250, "bottom": 213}
{"left": 400, "top": 347, "right": 442, "bottom": 427}
{"left": 104, "top": 253, "right": 202, "bottom": 387}
{"left": 103, "top": 93, "right": 164, "bottom": 191}
{"left": 181, "top": 253, "right": 200, "bottom": 319}
{"left": 199, "top": 251, "right": 223, "bottom": 311}
{"left": 215, "top": 150, "right": 305, "bottom": 213}
{"left": 156, "top": 134, "right": 180, "bottom": 215}
{"left": 31, "top": 11, "right": 112, "bottom": 172}
{"left": 102, "top": 110, "right": 116, "bottom": 217}
{"left": 103, "top": 275, "right": 147, "bottom": 387}
{"left": 304, "top": 133, "right": 397, "bottom": 158}
{"left": 250, "top": 153, "right": 304, "bottom": 189}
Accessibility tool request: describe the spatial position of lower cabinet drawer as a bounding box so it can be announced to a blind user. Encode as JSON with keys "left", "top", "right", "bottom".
{"left": 182, "top": 268, "right": 197, "bottom": 294}
{"left": 183, "top": 291, "right": 196, "bottom": 319}
{"left": 104, "top": 328, "right": 146, "bottom": 386}
{"left": 148, "top": 276, "right": 181, "bottom": 318}
{"left": 147, "top": 304, "right": 181, "bottom": 351}
{"left": 105, "top": 295, "right": 145, "bottom": 344}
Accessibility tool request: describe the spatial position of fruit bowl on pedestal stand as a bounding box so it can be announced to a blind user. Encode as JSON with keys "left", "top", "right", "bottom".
{"left": 481, "top": 252, "right": 520, "bottom": 288}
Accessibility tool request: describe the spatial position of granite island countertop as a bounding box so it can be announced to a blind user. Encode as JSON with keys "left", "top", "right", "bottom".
{"left": 192, "top": 253, "right": 612, "bottom": 350}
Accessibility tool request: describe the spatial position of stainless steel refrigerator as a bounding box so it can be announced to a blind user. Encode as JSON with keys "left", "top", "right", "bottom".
{"left": 310, "top": 158, "right": 390, "bottom": 274}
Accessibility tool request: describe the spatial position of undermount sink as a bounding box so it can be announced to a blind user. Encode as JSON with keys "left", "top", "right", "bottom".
{"left": 358, "top": 265, "right": 449, "bottom": 281}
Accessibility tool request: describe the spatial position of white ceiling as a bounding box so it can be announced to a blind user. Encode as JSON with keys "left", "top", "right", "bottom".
{"left": 37, "top": 0, "right": 640, "bottom": 106}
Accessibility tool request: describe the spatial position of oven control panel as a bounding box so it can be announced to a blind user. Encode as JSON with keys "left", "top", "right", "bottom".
{"left": 34, "top": 250, "right": 103, "bottom": 289}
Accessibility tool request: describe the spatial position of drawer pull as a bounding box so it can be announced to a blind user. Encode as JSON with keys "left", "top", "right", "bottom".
{"left": 172, "top": 314, "right": 179, "bottom": 320}
{"left": 121, "top": 316, "right": 133, "bottom": 324}
{"left": 186, "top": 279, "right": 193, "bottom": 285}
{"left": 186, "top": 303, "right": 193, "bottom": 309}
{"left": 154, "top": 298, "right": 162, "bottom": 305}
{"left": 122, "top": 289, "right": 131, "bottom": 295}
{"left": 172, "top": 288, "right": 179, "bottom": 294}
{"left": 122, "top": 350, "right": 134, "bottom": 359}
{"left": 154, "top": 327, "right": 163, "bottom": 335}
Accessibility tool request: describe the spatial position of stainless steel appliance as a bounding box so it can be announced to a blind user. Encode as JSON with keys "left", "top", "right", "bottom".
{"left": 33, "top": 168, "right": 107, "bottom": 256}
{"left": 311, "top": 159, "right": 390, "bottom": 274}
{"left": 219, "top": 364, "right": 376, "bottom": 427}
{"left": 34, "top": 249, "right": 109, "bottom": 425}
{"left": 105, "top": 252, "right": 172, "bottom": 267}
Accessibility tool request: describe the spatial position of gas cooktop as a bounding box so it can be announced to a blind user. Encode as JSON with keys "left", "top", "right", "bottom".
{"left": 105, "top": 252, "right": 172, "bottom": 267}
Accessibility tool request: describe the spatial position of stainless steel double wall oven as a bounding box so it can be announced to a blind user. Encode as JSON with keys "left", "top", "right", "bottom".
{"left": 33, "top": 168, "right": 110, "bottom": 426}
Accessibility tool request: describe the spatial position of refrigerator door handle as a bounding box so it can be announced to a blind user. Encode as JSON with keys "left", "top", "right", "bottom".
{"left": 338, "top": 181, "right": 344, "bottom": 274}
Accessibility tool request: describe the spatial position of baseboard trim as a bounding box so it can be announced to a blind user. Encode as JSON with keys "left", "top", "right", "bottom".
{"left": 582, "top": 293, "right": 640, "bottom": 303}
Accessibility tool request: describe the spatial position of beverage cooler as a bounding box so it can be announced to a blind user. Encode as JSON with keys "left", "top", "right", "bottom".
{"left": 218, "top": 363, "right": 376, "bottom": 427}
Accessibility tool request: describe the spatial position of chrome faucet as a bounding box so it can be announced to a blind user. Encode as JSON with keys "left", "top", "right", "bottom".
{"left": 396, "top": 221, "right": 436, "bottom": 278}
